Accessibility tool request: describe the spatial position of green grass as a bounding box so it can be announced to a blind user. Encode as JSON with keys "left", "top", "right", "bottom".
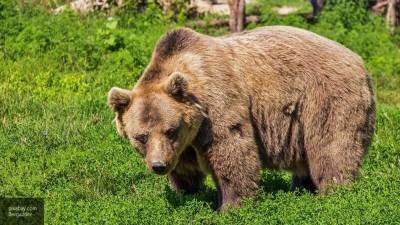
{"left": 0, "top": 0, "right": 399, "bottom": 224}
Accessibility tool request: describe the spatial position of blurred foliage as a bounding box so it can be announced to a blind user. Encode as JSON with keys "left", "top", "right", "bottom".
{"left": 255, "top": 0, "right": 400, "bottom": 79}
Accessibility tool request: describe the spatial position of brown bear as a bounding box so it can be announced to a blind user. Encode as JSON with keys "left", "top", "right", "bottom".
{"left": 107, "top": 26, "right": 375, "bottom": 211}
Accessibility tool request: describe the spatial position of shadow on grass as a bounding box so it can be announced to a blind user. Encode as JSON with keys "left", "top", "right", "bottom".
{"left": 165, "top": 172, "right": 298, "bottom": 210}
{"left": 165, "top": 186, "right": 218, "bottom": 210}
{"left": 259, "top": 172, "right": 291, "bottom": 193}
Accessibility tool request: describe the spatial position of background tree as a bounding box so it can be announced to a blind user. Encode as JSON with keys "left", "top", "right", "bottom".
{"left": 228, "top": 0, "right": 246, "bottom": 32}
{"left": 371, "top": 0, "right": 400, "bottom": 31}
{"left": 309, "top": 0, "right": 325, "bottom": 20}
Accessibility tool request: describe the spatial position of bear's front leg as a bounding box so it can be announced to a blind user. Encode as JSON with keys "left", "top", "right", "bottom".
{"left": 168, "top": 146, "right": 205, "bottom": 194}
{"left": 208, "top": 125, "right": 261, "bottom": 212}
{"left": 169, "top": 170, "right": 205, "bottom": 194}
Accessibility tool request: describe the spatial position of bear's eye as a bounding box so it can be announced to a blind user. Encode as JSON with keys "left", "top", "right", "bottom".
{"left": 165, "top": 127, "right": 179, "bottom": 141}
{"left": 134, "top": 134, "right": 148, "bottom": 144}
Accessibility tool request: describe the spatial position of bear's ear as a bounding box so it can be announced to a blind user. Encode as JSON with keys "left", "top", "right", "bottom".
{"left": 108, "top": 87, "right": 132, "bottom": 113}
{"left": 165, "top": 72, "right": 188, "bottom": 99}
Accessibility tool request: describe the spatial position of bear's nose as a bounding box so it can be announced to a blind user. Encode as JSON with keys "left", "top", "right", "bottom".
{"left": 151, "top": 161, "right": 167, "bottom": 174}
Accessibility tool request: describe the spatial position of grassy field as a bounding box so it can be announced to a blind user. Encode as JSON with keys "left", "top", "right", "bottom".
{"left": 1, "top": 0, "right": 400, "bottom": 224}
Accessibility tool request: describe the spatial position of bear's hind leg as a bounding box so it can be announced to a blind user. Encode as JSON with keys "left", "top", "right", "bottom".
{"left": 307, "top": 152, "right": 358, "bottom": 194}
{"left": 305, "top": 129, "right": 365, "bottom": 194}
{"left": 309, "top": 158, "right": 343, "bottom": 194}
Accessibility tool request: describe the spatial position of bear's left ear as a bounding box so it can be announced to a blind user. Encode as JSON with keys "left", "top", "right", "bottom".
{"left": 108, "top": 87, "right": 132, "bottom": 113}
{"left": 165, "top": 72, "right": 189, "bottom": 100}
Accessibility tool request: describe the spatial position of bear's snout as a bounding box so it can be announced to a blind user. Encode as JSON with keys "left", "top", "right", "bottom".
{"left": 151, "top": 161, "right": 168, "bottom": 174}
{"left": 145, "top": 136, "right": 177, "bottom": 175}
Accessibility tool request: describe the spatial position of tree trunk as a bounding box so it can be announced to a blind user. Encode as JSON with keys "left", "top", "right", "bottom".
{"left": 228, "top": 0, "right": 246, "bottom": 32}
{"left": 371, "top": 0, "right": 389, "bottom": 15}
{"left": 308, "top": 0, "right": 325, "bottom": 20}
{"left": 371, "top": 0, "right": 400, "bottom": 32}
{"left": 386, "top": 0, "right": 399, "bottom": 31}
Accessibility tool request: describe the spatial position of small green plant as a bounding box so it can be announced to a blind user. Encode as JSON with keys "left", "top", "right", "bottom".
{"left": 97, "top": 19, "right": 125, "bottom": 51}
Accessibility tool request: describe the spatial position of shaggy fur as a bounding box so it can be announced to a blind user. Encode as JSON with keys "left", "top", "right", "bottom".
{"left": 108, "top": 26, "right": 376, "bottom": 211}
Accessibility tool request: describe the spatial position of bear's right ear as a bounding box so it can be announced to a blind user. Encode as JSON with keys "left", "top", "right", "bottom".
{"left": 108, "top": 87, "right": 132, "bottom": 113}
{"left": 165, "top": 72, "right": 189, "bottom": 100}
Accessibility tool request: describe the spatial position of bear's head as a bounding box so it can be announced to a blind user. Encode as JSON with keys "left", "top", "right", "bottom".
{"left": 108, "top": 72, "right": 206, "bottom": 175}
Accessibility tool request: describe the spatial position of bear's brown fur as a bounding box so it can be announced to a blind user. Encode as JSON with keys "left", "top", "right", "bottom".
{"left": 108, "top": 26, "right": 375, "bottom": 211}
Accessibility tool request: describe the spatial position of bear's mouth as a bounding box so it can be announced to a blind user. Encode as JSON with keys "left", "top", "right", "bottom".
{"left": 150, "top": 161, "right": 170, "bottom": 175}
{"left": 153, "top": 170, "right": 168, "bottom": 175}
{"left": 149, "top": 159, "right": 178, "bottom": 175}
{"left": 152, "top": 167, "right": 169, "bottom": 175}
{"left": 151, "top": 155, "right": 182, "bottom": 175}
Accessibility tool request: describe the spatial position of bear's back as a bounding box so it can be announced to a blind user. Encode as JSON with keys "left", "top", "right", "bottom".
{"left": 205, "top": 26, "right": 369, "bottom": 103}
{"left": 217, "top": 26, "right": 366, "bottom": 80}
